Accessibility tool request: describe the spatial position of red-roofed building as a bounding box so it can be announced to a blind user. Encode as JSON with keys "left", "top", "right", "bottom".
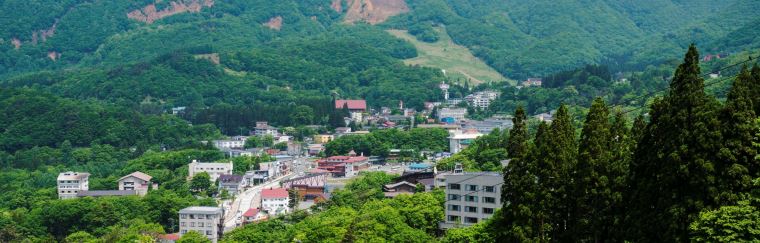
{"left": 242, "top": 208, "right": 268, "bottom": 224}
{"left": 261, "top": 188, "right": 290, "bottom": 215}
{"left": 316, "top": 154, "right": 370, "bottom": 178}
{"left": 282, "top": 173, "right": 327, "bottom": 200}
{"left": 335, "top": 100, "right": 367, "bottom": 112}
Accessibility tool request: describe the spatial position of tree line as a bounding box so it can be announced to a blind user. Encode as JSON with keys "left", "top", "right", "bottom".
{"left": 488, "top": 45, "right": 760, "bottom": 242}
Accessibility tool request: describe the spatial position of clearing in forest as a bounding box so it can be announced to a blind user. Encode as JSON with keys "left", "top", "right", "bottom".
{"left": 387, "top": 27, "right": 511, "bottom": 85}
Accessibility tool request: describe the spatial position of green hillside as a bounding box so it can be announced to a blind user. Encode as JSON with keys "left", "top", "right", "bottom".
{"left": 387, "top": 27, "right": 509, "bottom": 85}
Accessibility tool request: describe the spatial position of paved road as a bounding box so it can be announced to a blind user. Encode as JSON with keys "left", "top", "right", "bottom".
{"left": 222, "top": 157, "right": 312, "bottom": 232}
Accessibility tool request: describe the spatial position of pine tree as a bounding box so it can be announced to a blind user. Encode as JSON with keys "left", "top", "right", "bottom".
{"left": 571, "top": 98, "right": 613, "bottom": 241}
{"left": 499, "top": 106, "right": 537, "bottom": 241}
{"left": 625, "top": 45, "right": 722, "bottom": 242}
{"left": 717, "top": 66, "right": 758, "bottom": 203}
{"left": 535, "top": 104, "right": 577, "bottom": 241}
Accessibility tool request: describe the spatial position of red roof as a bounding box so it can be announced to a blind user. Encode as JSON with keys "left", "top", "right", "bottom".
{"left": 319, "top": 156, "right": 368, "bottom": 163}
{"left": 160, "top": 233, "right": 180, "bottom": 241}
{"left": 243, "top": 208, "right": 260, "bottom": 217}
{"left": 335, "top": 100, "right": 367, "bottom": 110}
{"left": 261, "top": 188, "right": 288, "bottom": 199}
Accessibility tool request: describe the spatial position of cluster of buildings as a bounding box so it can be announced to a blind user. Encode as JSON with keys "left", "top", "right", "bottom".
{"left": 57, "top": 171, "right": 156, "bottom": 199}
{"left": 187, "top": 158, "right": 293, "bottom": 196}
{"left": 315, "top": 150, "right": 370, "bottom": 178}
{"left": 464, "top": 90, "right": 500, "bottom": 109}
{"left": 376, "top": 163, "right": 504, "bottom": 229}
{"left": 210, "top": 122, "right": 302, "bottom": 158}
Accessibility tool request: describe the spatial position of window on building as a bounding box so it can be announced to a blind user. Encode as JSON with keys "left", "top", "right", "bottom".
{"left": 465, "top": 206, "right": 478, "bottom": 213}
{"left": 198, "top": 222, "right": 204, "bottom": 227}
{"left": 448, "top": 204, "right": 461, "bottom": 211}
{"left": 206, "top": 230, "right": 212, "bottom": 236}
{"left": 180, "top": 214, "right": 187, "bottom": 219}
{"left": 181, "top": 222, "right": 186, "bottom": 227}
{"left": 189, "top": 214, "right": 195, "bottom": 219}
{"left": 181, "top": 230, "right": 187, "bottom": 234}
{"left": 465, "top": 217, "right": 478, "bottom": 224}
{"left": 448, "top": 194, "right": 460, "bottom": 201}
{"left": 483, "top": 208, "right": 494, "bottom": 214}
{"left": 448, "top": 215, "right": 460, "bottom": 223}
{"left": 190, "top": 222, "right": 195, "bottom": 227}
{"left": 484, "top": 186, "right": 495, "bottom": 193}
{"left": 465, "top": 195, "right": 478, "bottom": 202}
{"left": 448, "top": 183, "right": 461, "bottom": 190}
{"left": 483, "top": 197, "right": 496, "bottom": 204}
{"left": 467, "top": 185, "right": 478, "bottom": 191}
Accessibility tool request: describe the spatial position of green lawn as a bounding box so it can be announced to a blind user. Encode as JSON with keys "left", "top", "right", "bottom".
{"left": 387, "top": 27, "right": 512, "bottom": 85}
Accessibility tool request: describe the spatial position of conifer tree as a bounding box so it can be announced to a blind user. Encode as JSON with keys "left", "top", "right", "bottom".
{"left": 532, "top": 121, "right": 553, "bottom": 241}
{"left": 630, "top": 114, "right": 646, "bottom": 145}
{"left": 536, "top": 104, "right": 577, "bottom": 241}
{"left": 625, "top": 45, "right": 721, "bottom": 242}
{"left": 499, "top": 106, "right": 537, "bottom": 241}
{"left": 749, "top": 64, "right": 760, "bottom": 115}
{"left": 507, "top": 106, "right": 529, "bottom": 158}
{"left": 717, "top": 66, "right": 758, "bottom": 203}
{"left": 571, "top": 98, "right": 613, "bottom": 241}
{"left": 608, "top": 110, "right": 632, "bottom": 241}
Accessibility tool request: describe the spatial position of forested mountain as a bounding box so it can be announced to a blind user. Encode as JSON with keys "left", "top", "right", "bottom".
{"left": 387, "top": 0, "right": 760, "bottom": 78}
{"left": 2, "top": 0, "right": 759, "bottom": 79}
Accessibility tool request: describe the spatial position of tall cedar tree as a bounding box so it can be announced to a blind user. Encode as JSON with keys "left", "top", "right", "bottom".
{"left": 750, "top": 64, "right": 760, "bottom": 115}
{"left": 507, "top": 106, "right": 530, "bottom": 158}
{"left": 717, "top": 66, "right": 758, "bottom": 203}
{"left": 571, "top": 98, "right": 614, "bottom": 241}
{"left": 530, "top": 122, "right": 553, "bottom": 241}
{"left": 608, "top": 110, "right": 632, "bottom": 241}
{"left": 536, "top": 104, "right": 577, "bottom": 241}
{"left": 499, "top": 107, "right": 538, "bottom": 241}
{"left": 625, "top": 45, "right": 722, "bottom": 242}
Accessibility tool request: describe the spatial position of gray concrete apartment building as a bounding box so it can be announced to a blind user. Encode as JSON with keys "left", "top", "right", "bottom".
{"left": 57, "top": 171, "right": 90, "bottom": 199}
{"left": 439, "top": 172, "right": 503, "bottom": 229}
{"left": 179, "top": 206, "right": 224, "bottom": 243}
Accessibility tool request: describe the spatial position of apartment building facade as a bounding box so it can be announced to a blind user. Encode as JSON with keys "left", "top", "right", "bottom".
{"left": 57, "top": 171, "right": 90, "bottom": 199}
{"left": 439, "top": 172, "right": 503, "bottom": 229}
{"left": 188, "top": 160, "right": 234, "bottom": 182}
{"left": 178, "top": 206, "right": 224, "bottom": 243}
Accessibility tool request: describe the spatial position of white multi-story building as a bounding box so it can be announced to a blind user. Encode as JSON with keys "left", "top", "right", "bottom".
{"left": 465, "top": 91, "right": 500, "bottom": 109}
{"left": 178, "top": 206, "right": 224, "bottom": 243}
{"left": 212, "top": 138, "right": 246, "bottom": 150}
{"left": 188, "top": 160, "right": 234, "bottom": 182}
{"left": 439, "top": 172, "right": 503, "bottom": 229}
{"left": 261, "top": 188, "right": 290, "bottom": 215}
{"left": 57, "top": 171, "right": 90, "bottom": 199}
{"left": 254, "top": 122, "right": 279, "bottom": 137}
{"left": 439, "top": 108, "right": 468, "bottom": 122}
{"left": 449, "top": 129, "right": 484, "bottom": 154}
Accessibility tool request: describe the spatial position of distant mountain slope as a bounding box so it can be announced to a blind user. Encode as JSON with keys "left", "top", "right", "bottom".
{"left": 386, "top": 0, "right": 760, "bottom": 78}
{"left": 1, "top": 0, "right": 758, "bottom": 79}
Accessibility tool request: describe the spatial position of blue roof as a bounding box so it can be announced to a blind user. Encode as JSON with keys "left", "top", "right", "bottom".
{"left": 409, "top": 163, "right": 432, "bottom": 169}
